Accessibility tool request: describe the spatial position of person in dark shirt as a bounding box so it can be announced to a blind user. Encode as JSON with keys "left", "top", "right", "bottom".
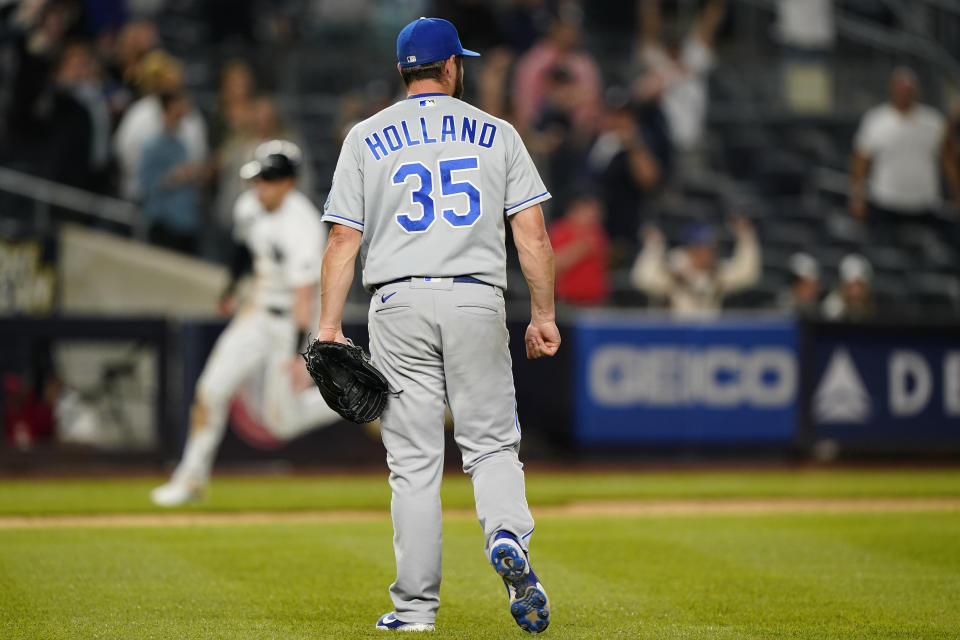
{"left": 531, "top": 65, "right": 593, "bottom": 213}
{"left": 44, "top": 40, "right": 113, "bottom": 190}
{"left": 3, "top": 0, "right": 77, "bottom": 171}
{"left": 587, "top": 90, "right": 668, "bottom": 261}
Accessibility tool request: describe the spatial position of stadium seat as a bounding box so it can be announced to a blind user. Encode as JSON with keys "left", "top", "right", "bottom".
{"left": 908, "top": 273, "right": 960, "bottom": 314}
{"left": 824, "top": 212, "right": 870, "bottom": 247}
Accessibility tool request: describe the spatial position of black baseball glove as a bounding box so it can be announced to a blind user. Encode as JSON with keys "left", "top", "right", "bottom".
{"left": 301, "top": 339, "right": 391, "bottom": 423}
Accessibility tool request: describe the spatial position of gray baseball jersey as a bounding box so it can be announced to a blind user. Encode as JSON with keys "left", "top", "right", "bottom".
{"left": 322, "top": 92, "right": 550, "bottom": 289}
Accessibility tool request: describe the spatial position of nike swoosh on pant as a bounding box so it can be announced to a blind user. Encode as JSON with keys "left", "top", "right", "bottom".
{"left": 381, "top": 292, "right": 398, "bottom": 303}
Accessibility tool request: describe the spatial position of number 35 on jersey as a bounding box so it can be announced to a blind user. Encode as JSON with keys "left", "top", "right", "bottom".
{"left": 392, "top": 156, "right": 482, "bottom": 233}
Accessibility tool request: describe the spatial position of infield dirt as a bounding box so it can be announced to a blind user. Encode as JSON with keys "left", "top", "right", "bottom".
{"left": 1, "top": 496, "right": 957, "bottom": 529}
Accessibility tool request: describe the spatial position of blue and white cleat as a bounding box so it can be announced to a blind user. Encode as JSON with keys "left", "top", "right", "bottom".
{"left": 375, "top": 612, "right": 434, "bottom": 632}
{"left": 489, "top": 531, "right": 550, "bottom": 634}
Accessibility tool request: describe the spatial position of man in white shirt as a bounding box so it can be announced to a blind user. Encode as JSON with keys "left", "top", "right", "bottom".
{"left": 849, "top": 68, "right": 952, "bottom": 239}
{"left": 637, "top": 0, "right": 726, "bottom": 153}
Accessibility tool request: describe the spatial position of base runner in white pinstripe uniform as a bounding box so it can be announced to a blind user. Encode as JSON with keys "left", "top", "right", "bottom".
{"left": 151, "top": 141, "right": 340, "bottom": 507}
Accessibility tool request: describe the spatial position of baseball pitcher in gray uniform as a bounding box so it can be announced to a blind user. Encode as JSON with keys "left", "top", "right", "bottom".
{"left": 317, "top": 17, "right": 561, "bottom": 634}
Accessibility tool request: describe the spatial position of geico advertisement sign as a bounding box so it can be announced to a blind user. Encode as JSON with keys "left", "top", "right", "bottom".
{"left": 589, "top": 346, "right": 797, "bottom": 408}
{"left": 814, "top": 348, "right": 960, "bottom": 423}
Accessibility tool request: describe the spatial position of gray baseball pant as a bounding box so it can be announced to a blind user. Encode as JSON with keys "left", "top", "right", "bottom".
{"left": 367, "top": 278, "right": 536, "bottom": 624}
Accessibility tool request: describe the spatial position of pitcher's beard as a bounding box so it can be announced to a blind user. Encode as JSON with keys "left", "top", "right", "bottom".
{"left": 453, "top": 63, "right": 464, "bottom": 99}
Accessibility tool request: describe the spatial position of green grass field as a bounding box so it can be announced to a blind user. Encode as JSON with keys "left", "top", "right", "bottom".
{"left": 2, "top": 469, "right": 959, "bottom": 639}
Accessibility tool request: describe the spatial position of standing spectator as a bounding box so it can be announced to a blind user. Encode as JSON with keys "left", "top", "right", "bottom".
{"left": 631, "top": 217, "right": 760, "bottom": 317}
{"left": 822, "top": 254, "right": 875, "bottom": 321}
{"left": 213, "top": 95, "right": 312, "bottom": 237}
{"left": 247, "top": 95, "right": 313, "bottom": 196}
{"left": 548, "top": 192, "right": 610, "bottom": 306}
{"left": 512, "top": 15, "right": 602, "bottom": 135}
{"left": 849, "top": 68, "right": 951, "bottom": 238}
{"left": 777, "top": 252, "right": 821, "bottom": 316}
{"left": 636, "top": 0, "right": 726, "bottom": 155}
{"left": 46, "top": 40, "right": 111, "bottom": 190}
{"left": 139, "top": 91, "right": 202, "bottom": 254}
{"left": 103, "top": 18, "right": 158, "bottom": 104}
{"left": 475, "top": 45, "right": 515, "bottom": 121}
{"left": 90, "top": 18, "right": 159, "bottom": 141}
{"left": 586, "top": 90, "right": 664, "bottom": 256}
{"left": 114, "top": 50, "right": 208, "bottom": 200}
{"left": 42, "top": 39, "right": 95, "bottom": 189}
{"left": 529, "top": 65, "right": 594, "bottom": 209}
{"left": 208, "top": 59, "right": 256, "bottom": 151}
{"left": 68, "top": 41, "right": 111, "bottom": 185}
{"left": 4, "top": 0, "right": 77, "bottom": 170}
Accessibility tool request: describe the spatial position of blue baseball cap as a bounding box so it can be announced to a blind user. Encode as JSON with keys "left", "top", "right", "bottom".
{"left": 683, "top": 223, "right": 716, "bottom": 246}
{"left": 397, "top": 17, "right": 480, "bottom": 68}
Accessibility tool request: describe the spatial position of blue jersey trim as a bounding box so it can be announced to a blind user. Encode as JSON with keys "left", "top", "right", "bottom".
{"left": 406, "top": 92, "right": 447, "bottom": 100}
{"left": 323, "top": 213, "right": 364, "bottom": 227}
{"left": 505, "top": 191, "right": 550, "bottom": 214}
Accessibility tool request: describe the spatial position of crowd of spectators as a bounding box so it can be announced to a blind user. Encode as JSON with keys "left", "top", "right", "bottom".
{"left": 778, "top": 251, "right": 876, "bottom": 322}
{"left": 0, "top": 0, "right": 308, "bottom": 259}
{"left": 2, "top": 0, "right": 958, "bottom": 320}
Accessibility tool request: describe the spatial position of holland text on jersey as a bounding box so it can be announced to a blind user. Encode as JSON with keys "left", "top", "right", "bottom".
{"left": 364, "top": 116, "right": 498, "bottom": 161}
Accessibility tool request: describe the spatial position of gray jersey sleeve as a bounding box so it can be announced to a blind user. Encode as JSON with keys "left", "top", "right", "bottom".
{"left": 322, "top": 128, "right": 365, "bottom": 231}
{"left": 503, "top": 124, "right": 550, "bottom": 216}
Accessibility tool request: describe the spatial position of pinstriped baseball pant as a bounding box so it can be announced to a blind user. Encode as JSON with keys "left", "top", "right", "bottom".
{"left": 368, "top": 278, "right": 535, "bottom": 624}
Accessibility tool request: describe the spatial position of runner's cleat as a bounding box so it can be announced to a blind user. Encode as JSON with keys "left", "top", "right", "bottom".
{"left": 150, "top": 480, "right": 204, "bottom": 507}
